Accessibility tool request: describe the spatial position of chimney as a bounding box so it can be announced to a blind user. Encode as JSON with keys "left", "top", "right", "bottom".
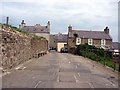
{"left": 6, "top": 16, "right": 9, "bottom": 25}
{"left": 68, "top": 25, "right": 72, "bottom": 32}
{"left": 47, "top": 21, "right": 50, "bottom": 33}
{"left": 19, "top": 20, "right": 26, "bottom": 29}
{"left": 47, "top": 21, "right": 50, "bottom": 26}
{"left": 104, "top": 26, "right": 109, "bottom": 34}
{"left": 21, "top": 20, "right": 25, "bottom": 24}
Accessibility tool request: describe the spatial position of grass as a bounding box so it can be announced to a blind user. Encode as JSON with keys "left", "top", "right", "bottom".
{"left": 32, "top": 34, "right": 46, "bottom": 40}
{"left": 105, "top": 60, "right": 115, "bottom": 69}
{"left": 77, "top": 44, "right": 119, "bottom": 71}
{"left": 1, "top": 23, "right": 46, "bottom": 40}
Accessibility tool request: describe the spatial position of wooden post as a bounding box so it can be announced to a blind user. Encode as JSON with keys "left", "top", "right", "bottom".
{"left": 114, "top": 62, "right": 116, "bottom": 71}
{"left": 6, "top": 16, "right": 9, "bottom": 25}
{"left": 97, "top": 50, "right": 99, "bottom": 62}
{"left": 119, "top": 61, "right": 120, "bottom": 72}
{"left": 104, "top": 50, "right": 106, "bottom": 66}
{"left": 118, "top": 52, "right": 120, "bottom": 72}
{"left": 112, "top": 50, "right": 115, "bottom": 71}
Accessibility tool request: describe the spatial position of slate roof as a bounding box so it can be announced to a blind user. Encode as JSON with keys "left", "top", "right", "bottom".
{"left": 23, "top": 24, "right": 49, "bottom": 33}
{"left": 110, "top": 42, "right": 120, "bottom": 50}
{"left": 70, "top": 30, "right": 112, "bottom": 39}
{"left": 52, "top": 33, "right": 68, "bottom": 42}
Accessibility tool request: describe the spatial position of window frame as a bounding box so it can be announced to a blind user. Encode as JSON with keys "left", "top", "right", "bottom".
{"left": 76, "top": 38, "right": 81, "bottom": 45}
{"left": 101, "top": 39, "right": 106, "bottom": 46}
{"left": 88, "top": 39, "right": 93, "bottom": 45}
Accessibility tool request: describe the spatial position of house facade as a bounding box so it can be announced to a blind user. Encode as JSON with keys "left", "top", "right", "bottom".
{"left": 19, "top": 20, "right": 50, "bottom": 47}
{"left": 50, "top": 33, "right": 67, "bottom": 52}
{"left": 110, "top": 42, "right": 120, "bottom": 54}
{"left": 67, "top": 25, "right": 112, "bottom": 53}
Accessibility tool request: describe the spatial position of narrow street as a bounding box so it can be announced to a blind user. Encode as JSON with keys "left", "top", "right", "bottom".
{"left": 2, "top": 51, "right": 118, "bottom": 88}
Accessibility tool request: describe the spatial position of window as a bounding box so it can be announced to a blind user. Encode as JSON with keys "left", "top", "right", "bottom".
{"left": 88, "top": 39, "right": 93, "bottom": 45}
{"left": 69, "top": 32, "right": 72, "bottom": 37}
{"left": 101, "top": 39, "right": 106, "bottom": 45}
{"left": 76, "top": 38, "right": 81, "bottom": 45}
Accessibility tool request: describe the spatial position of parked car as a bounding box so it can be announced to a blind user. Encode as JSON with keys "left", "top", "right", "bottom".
{"left": 49, "top": 47, "right": 57, "bottom": 51}
{"left": 60, "top": 47, "right": 68, "bottom": 53}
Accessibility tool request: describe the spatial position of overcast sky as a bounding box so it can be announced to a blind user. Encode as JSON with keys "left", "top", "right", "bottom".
{"left": 0, "top": 0, "right": 119, "bottom": 42}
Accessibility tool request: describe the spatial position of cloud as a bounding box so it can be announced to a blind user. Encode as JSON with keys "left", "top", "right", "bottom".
{"left": 1, "top": 0, "right": 119, "bottom": 41}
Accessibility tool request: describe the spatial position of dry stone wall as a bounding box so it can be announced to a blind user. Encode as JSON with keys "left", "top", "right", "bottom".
{"left": 1, "top": 26, "right": 48, "bottom": 70}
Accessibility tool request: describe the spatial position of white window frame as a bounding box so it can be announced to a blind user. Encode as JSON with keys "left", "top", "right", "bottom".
{"left": 68, "top": 32, "right": 71, "bottom": 37}
{"left": 101, "top": 39, "right": 106, "bottom": 46}
{"left": 88, "top": 39, "right": 93, "bottom": 45}
{"left": 76, "top": 38, "right": 81, "bottom": 45}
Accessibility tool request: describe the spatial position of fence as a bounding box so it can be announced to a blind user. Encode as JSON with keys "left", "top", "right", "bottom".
{"left": 111, "top": 51, "right": 120, "bottom": 71}
{"left": 93, "top": 49, "right": 120, "bottom": 71}
{"left": 76, "top": 44, "right": 120, "bottom": 72}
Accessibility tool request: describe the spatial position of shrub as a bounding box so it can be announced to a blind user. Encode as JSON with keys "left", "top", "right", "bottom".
{"left": 76, "top": 44, "right": 116, "bottom": 70}
{"left": 105, "top": 60, "right": 115, "bottom": 68}
{"left": 32, "top": 34, "right": 46, "bottom": 40}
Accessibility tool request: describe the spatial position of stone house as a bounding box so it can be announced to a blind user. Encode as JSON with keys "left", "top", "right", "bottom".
{"left": 110, "top": 42, "right": 120, "bottom": 54}
{"left": 50, "top": 33, "right": 67, "bottom": 52}
{"left": 67, "top": 25, "right": 112, "bottom": 53}
{"left": 19, "top": 20, "right": 50, "bottom": 47}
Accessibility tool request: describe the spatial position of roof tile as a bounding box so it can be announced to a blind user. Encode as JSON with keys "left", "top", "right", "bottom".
{"left": 23, "top": 25, "right": 49, "bottom": 33}
{"left": 70, "top": 30, "right": 111, "bottom": 39}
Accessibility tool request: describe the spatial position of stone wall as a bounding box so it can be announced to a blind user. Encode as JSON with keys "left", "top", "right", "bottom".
{"left": 49, "top": 35, "right": 57, "bottom": 48}
{"left": 31, "top": 39, "right": 48, "bottom": 58}
{"left": 68, "top": 37, "right": 112, "bottom": 53}
{"left": 1, "top": 27, "right": 48, "bottom": 70}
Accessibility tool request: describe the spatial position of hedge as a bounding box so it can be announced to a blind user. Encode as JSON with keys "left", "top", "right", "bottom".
{"left": 76, "top": 44, "right": 118, "bottom": 70}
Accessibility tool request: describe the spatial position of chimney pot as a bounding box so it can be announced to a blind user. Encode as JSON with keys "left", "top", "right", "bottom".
{"left": 104, "top": 26, "right": 109, "bottom": 34}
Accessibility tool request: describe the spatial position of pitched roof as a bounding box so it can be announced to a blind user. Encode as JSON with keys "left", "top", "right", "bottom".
{"left": 110, "top": 42, "right": 120, "bottom": 50}
{"left": 70, "top": 30, "right": 112, "bottom": 39}
{"left": 57, "top": 34, "right": 68, "bottom": 42}
{"left": 51, "top": 33, "right": 68, "bottom": 42}
{"left": 23, "top": 24, "right": 49, "bottom": 33}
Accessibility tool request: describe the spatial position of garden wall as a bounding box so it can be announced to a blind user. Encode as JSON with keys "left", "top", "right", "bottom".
{"left": 1, "top": 27, "right": 48, "bottom": 70}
